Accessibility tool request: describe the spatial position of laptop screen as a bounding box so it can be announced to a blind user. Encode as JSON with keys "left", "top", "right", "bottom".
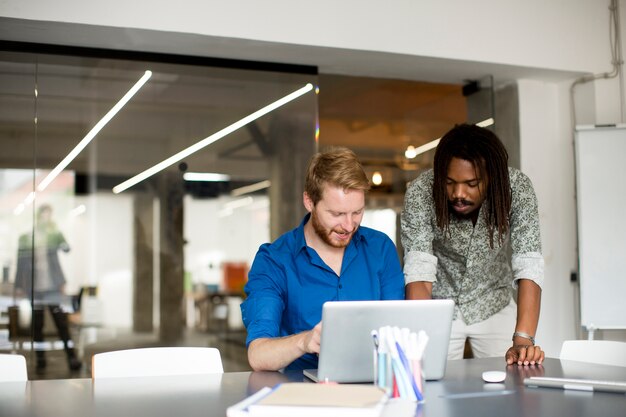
{"left": 305, "top": 299, "right": 454, "bottom": 383}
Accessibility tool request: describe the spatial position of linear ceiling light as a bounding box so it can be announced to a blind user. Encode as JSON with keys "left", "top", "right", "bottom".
{"left": 112, "top": 83, "right": 314, "bottom": 194}
{"left": 231, "top": 180, "right": 271, "bottom": 197}
{"left": 37, "top": 70, "right": 152, "bottom": 192}
{"left": 183, "top": 172, "right": 231, "bottom": 182}
{"left": 476, "top": 117, "right": 494, "bottom": 128}
{"left": 405, "top": 118, "right": 496, "bottom": 160}
{"left": 408, "top": 138, "right": 441, "bottom": 159}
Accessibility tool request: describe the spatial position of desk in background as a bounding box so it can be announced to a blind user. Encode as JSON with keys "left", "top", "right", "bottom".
{"left": 1, "top": 358, "right": 625, "bottom": 417}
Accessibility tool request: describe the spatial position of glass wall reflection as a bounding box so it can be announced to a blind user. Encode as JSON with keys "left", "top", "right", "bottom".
{"left": 0, "top": 50, "right": 318, "bottom": 378}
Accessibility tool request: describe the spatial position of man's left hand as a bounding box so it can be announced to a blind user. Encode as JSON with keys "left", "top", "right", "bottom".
{"left": 505, "top": 344, "right": 544, "bottom": 366}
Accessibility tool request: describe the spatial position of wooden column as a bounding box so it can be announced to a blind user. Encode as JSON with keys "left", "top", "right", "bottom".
{"left": 268, "top": 113, "right": 316, "bottom": 240}
{"left": 132, "top": 193, "right": 154, "bottom": 332}
{"left": 157, "top": 171, "right": 185, "bottom": 342}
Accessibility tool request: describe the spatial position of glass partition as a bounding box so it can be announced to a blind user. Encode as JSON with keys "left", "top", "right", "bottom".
{"left": 0, "top": 50, "right": 318, "bottom": 378}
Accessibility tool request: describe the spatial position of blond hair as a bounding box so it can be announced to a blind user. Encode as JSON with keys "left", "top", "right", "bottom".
{"left": 304, "top": 146, "right": 370, "bottom": 205}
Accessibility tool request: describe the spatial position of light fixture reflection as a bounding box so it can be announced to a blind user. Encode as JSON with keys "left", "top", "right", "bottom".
{"left": 372, "top": 171, "right": 383, "bottom": 186}
{"left": 231, "top": 180, "right": 271, "bottom": 197}
{"left": 404, "top": 118, "right": 496, "bottom": 160}
{"left": 476, "top": 117, "right": 494, "bottom": 128}
{"left": 183, "top": 172, "right": 231, "bottom": 182}
{"left": 405, "top": 145, "right": 417, "bottom": 159}
{"left": 219, "top": 197, "right": 254, "bottom": 217}
{"left": 38, "top": 70, "right": 152, "bottom": 192}
{"left": 69, "top": 204, "right": 86, "bottom": 217}
{"left": 113, "top": 83, "right": 314, "bottom": 194}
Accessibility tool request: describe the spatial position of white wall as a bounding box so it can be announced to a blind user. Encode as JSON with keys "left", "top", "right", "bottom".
{"left": 0, "top": 0, "right": 613, "bottom": 74}
{"left": 183, "top": 195, "right": 269, "bottom": 289}
{"left": 2, "top": 0, "right": 626, "bottom": 351}
{"left": 71, "top": 193, "right": 133, "bottom": 328}
{"left": 517, "top": 79, "right": 579, "bottom": 356}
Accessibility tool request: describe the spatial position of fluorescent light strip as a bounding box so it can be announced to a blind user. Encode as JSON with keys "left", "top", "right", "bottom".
{"left": 37, "top": 71, "right": 152, "bottom": 191}
{"left": 69, "top": 204, "right": 86, "bottom": 217}
{"left": 218, "top": 196, "right": 255, "bottom": 218}
{"left": 13, "top": 203, "right": 25, "bottom": 216}
{"left": 113, "top": 83, "right": 314, "bottom": 194}
{"left": 37, "top": 70, "right": 152, "bottom": 192}
{"left": 24, "top": 191, "right": 36, "bottom": 205}
{"left": 409, "top": 118, "right": 496, "bottom": 159}
{"left": 412, "top": 138, "right": 441, "bottom": 157}
{"left": 224, "top": 196, "right": 254, "bottom": 210}
{"left": 183, "top": 172, "right": 231, "bottom": 182}
{"left": 476, "top": 117, "right": 495, "bottom": 128}
{"left": 231, "top": 180, "right": 271, "bottom": 197}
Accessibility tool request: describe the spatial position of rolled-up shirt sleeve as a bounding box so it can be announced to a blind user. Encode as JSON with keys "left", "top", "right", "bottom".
{"left": 509, "top": 170, "right": 544, "bottom": 290}
{"left": 512, "top": 252, "right": 544, "bottom": 289}
{"left": 403, "top": 250, "right": 438, "bottom": 284}
{"left": 241, "top": 244, "right": 286, "bottom": 347}
{"left": 401, "top": 172, "right": 437, "bottom": 285}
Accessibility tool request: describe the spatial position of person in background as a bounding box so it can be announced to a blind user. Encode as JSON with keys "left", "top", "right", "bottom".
{"left": 241, "top": 147, "right": 404, "bottom": 371}
{"left": 402, "top": 124, "right": 545, "bottom": 366}
{"left": 15, "top": 204, "right": 82, "bottom": 371}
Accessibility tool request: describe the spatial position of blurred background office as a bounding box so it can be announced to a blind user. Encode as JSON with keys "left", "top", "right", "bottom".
{"left": 0, "top": 0, "right": 625, "bottom": 379}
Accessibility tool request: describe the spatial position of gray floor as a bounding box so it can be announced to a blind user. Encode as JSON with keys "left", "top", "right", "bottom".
{"left": 7, "top": 327, "right": 252, "bottom": 380}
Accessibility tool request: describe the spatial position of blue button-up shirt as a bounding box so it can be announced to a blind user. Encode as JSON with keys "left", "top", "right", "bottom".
{"left": 241, "top": 214, "right": 405, "bottom": 370}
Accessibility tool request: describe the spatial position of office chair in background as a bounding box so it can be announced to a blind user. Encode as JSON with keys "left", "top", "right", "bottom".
{"left": 91, "top": 347, "right": 223, "bottom": 379}
{"left": 0, "top": 353, "right": 28, "bottom": 382}
{"left": 559, "top": 340, "right": 626, "bottom": 367}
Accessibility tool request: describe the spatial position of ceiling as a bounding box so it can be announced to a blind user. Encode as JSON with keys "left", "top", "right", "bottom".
{"left": 0, "top": 50, "right": 469, "bottom": 200}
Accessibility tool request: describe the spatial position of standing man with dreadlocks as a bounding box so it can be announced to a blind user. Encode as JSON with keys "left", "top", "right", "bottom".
{"left": 402, "top": 124, "right": 545, "bottom": 366}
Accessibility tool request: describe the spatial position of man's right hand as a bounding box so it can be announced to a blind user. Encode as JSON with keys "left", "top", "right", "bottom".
{"left": 247, "top": 321, "right": 323, "bottom": 371}
{"left": 299, "top": 322, "right": 322, "bottom": 355}
{"left": 405, "top": 281, "right": 433, "bottom": 300}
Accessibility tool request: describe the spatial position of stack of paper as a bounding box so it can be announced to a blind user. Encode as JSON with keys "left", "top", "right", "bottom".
{"left": 227, "top": 383, "right": 388, "bottom": 417}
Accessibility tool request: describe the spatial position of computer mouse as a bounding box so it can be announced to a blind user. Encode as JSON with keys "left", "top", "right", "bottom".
{"left": 482, "top": 371, "right": 506, "bottom": 383}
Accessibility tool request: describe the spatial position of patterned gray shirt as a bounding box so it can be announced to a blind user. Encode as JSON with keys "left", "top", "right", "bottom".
{"left": 401, "top": 167, "right": 544, "bottom": 325}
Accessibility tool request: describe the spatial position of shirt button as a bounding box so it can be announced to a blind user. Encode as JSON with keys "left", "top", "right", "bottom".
{"left": 338, "top": 284, "right": 343, "bottom": 289}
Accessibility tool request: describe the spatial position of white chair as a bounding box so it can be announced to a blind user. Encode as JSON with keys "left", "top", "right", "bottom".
{"left": 91, "top": 347, "right": 223, "bottom": 379}
{"left": 559, "top": 340, "right": 626, "bottom": 367}
{"left": 0, "top": 353, "right": 28, "bottom": 382}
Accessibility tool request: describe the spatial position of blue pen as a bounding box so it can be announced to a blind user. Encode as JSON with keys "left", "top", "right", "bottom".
{"left": 385, "top": 327, "right": 415, "bottom": 400}
{"left": 396, "top": 341, "right": 424, "bottom": 402}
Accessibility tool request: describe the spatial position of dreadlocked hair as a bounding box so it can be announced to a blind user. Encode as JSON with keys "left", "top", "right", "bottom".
{"left": 432, "top": 123, "right": 511, "bottom": 248}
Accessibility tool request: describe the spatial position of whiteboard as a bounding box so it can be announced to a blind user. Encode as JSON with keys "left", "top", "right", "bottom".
{"left": 575, "top": 125, "right": 626, "bottom": 330}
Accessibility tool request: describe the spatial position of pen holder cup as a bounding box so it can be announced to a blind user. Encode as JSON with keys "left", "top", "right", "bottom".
{"left": 373, "top": 349, "right": 392, "bottom": 394}
{"left": 374, "top": 353, "right": 425, "bottom": 402}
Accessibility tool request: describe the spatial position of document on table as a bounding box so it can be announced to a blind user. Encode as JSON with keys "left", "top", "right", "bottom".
{"left": 227, "top": 382, "right": 393, "bottom": 417}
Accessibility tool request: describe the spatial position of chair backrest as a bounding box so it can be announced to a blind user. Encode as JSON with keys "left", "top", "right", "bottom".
{"left": 91, "top": 347, "right": 223, "bottom": 379}
{"left": 559, "top": 340, "right": 626, "bottom": 367}
{"left": 0, "top": 353, "right": 28, "bottom": 382}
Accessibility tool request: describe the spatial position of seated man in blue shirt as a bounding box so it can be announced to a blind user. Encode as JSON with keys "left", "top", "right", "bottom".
{"left": 241, "top": 147, "right": 405, "bottom": 371}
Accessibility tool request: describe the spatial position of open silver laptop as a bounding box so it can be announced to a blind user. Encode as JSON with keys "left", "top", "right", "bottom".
{"left": 304, "top": 299, "right": 454, "bottom": 383}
